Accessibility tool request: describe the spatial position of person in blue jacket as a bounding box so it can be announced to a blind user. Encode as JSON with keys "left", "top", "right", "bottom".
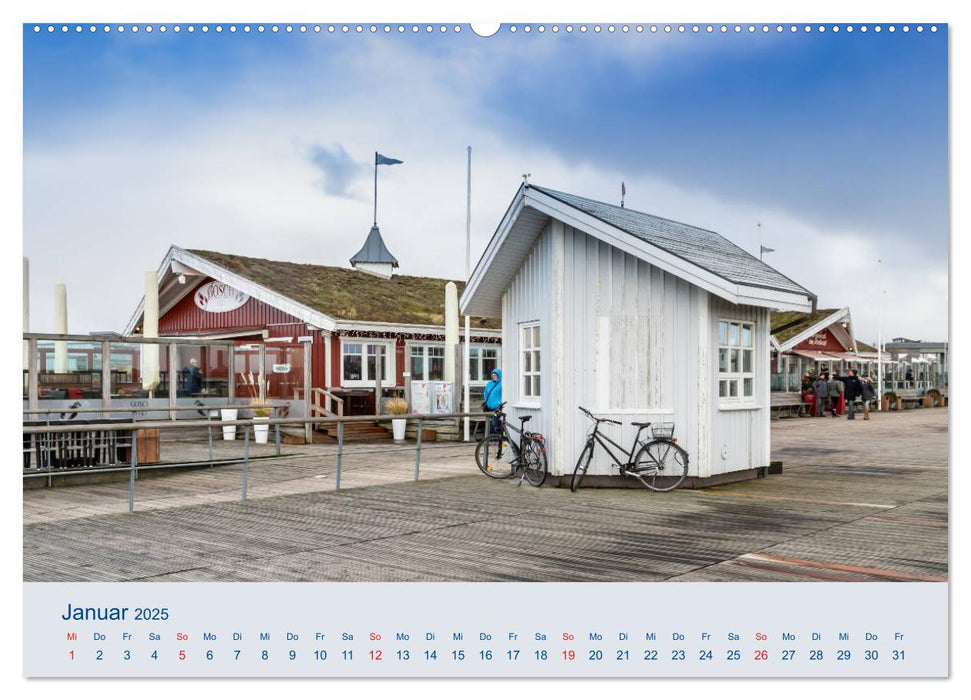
{"left": 483, "top": 369, "right": 503, "bottom": 452}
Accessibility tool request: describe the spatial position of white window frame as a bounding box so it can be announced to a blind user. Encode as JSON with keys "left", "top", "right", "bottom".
{"left": 520, "top": 322, "right": 541, "bottom": 401}
{"left": 469, "top": 344, "right": 501, "bottom": 385}
{"left": 408, "top": 343, "right": 446, "bottom": 382}
{"left": 341, "top": 339, "right": 395, "bottom": 388}
{"left": 717, "top": 319, "right": 757, "bottom": 406}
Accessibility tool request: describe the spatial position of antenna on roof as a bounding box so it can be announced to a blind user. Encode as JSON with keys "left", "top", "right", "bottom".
{"left": 621, "top": 181, "right": 626, "bottom": 208}
{"left": 522, "top": 173, "right": 531, "bottom": 187}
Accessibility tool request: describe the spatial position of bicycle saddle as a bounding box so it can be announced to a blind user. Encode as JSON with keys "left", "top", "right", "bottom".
{"left": 519, "top": 415, "right": 532, "bottom": 423}
{"left": 630, "top": 421, "right": 652, "bottom": 427}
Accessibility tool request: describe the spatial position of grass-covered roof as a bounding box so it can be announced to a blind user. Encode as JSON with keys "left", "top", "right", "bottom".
{"left": 189, "top": 250, "right": 500, "bottom": 329}
{"left": 770, "top": 308, "right": 839, "bottom": 344}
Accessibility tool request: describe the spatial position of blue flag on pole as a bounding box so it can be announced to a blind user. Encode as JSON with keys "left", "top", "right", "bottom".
{"left": 376, "top": 152, "right": 403, "bottom": 166}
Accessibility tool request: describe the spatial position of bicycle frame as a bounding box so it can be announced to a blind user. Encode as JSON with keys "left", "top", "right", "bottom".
{"left": 587, "top": 422, "right": 651, "bottom": 468}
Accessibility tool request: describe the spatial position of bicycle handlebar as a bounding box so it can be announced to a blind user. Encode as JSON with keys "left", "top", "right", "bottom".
{"left": 578, "top": 406, "right": 621, "bottom": 425}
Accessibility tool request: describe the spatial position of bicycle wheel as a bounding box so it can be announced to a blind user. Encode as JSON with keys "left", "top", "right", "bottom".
{"left": 521, "top": 438, "right": 548, "bottom": 487}
{"left": 632, "top": 439, "right": 689, "bottom": 491}
{"left": 570, "top": 441, "right": 595, "bottom": 492}
{"left": 475, "top": 434, "right": 516, "bottom": 479}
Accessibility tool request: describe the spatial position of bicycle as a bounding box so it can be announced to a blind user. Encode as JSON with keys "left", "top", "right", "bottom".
{"left": 475, "top": 402, "right": 548, "bottom": 487}
{"left": 571, "top": 406, "right": 689, "bottom": 492}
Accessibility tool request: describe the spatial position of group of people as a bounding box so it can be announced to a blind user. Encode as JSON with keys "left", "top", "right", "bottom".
{"left": 811, "top": 369, "right": 877, "bottom": 420}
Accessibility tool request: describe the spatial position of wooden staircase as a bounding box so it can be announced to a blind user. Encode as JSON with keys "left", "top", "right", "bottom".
{"left": 292, "top": 387, "right": 390, "bottom": 443}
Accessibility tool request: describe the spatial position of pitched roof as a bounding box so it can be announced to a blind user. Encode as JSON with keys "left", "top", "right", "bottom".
{"left": 533, "top": 186, "right": 812, "bottom": 297}
{"left": 188, "top": 249, "right": 499, "bottom": 328}
{"left": 350, "top": 225, "right": 399, "bottom": 266}
{"left": 770, "top": 308, "right": 840, "bottom": 344}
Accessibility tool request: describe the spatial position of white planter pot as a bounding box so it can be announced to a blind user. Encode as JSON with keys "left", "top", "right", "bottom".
{"left": 220, "top": 408, "right": 238, "bottom": 440}
{"left": 254, "top": 416, "right": 270, "bottom": 444}
{"left": 392, "top": 418, "right": 407, "bottom": 441}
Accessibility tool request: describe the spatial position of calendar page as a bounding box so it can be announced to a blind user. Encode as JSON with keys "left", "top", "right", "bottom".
{"left": 17, "top": 3, "right": 953, "bottom": 689}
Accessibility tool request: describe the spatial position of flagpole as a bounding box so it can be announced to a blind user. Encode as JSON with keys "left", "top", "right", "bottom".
{"left": 464, "top": 146, "right": 472, "bottom": 442}
{"left": 373, "top": 152, "right": 378, "bottom": 226}
{"left": 758, "top": 222, "right": 763, "bottom": 261}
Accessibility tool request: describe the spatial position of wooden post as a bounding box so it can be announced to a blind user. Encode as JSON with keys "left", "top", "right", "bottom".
{"left": 374, "top": 344, "right": 383, "bottom": 415}
{"left": 303, "top": 340, "right": 312, "bottom": 444}
{"left": 28, "top": 337, "right": 39, "bottom": 413}
{"left": 100, "top": 340, "right": 110, "bottom": 418}
{"left": 168, "top": 343, "right": 178, "bottom": 420}
{"left": 228, "top": 345, "right": 236, "bottom": 402}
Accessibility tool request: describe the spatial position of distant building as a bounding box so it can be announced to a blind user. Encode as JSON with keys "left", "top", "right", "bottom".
{"left": 124, "top": 244, "right": 501, "bottom": 417}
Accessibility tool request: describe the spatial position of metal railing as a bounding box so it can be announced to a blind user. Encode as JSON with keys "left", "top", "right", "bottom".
{"left": 23, "top": 411, "right": 494, "bottom": 513}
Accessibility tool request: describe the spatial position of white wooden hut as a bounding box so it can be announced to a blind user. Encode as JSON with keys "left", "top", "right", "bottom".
{"left": 460, "top": 184, "right": 816, "bottom": 485}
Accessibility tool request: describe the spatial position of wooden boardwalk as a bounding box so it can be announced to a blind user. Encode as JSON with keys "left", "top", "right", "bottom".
{"left": 23, "top": 408, "right": 947, "bottom": 582}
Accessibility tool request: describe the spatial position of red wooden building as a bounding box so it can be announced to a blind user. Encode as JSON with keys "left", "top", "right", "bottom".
{"left": 124, "top": 245, "right": 502, "bottom": 415}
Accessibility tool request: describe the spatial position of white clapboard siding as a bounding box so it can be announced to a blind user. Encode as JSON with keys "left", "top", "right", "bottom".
{"left": 707, "top": 297, "right": 771, "bottom": 475}
{"left": 503, "top": 220, "right": 771, "bottom": 479}
{"left": 559, "top": 224, "right": 700, "bottom": 476}
{"left": 502, "top": 220, "right": 554, "bottom": 445}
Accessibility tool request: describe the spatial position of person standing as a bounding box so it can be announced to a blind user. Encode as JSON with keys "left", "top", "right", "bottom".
{"left": 483, "top": 369, "right": 503, "bottom": 452}
{"left": 837, "top": 369, "right": 864, "bottom": 420}
{"left": 827, "top": 372, "right": 844, "bottom": 417}
{"left": 860, "top": 374, "right": 876, "bottom": 420}
{"left": 811, "top": 372, "right": 829, "bottom": 418}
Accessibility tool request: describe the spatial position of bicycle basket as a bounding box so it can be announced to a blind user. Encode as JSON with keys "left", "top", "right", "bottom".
{"left": 651, "top": 422, "right": 675, "bottom": 439}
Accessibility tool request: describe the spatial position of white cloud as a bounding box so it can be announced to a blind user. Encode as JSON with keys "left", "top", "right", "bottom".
{"left": 23, "top": 35, "right": 947, "bottom": 344}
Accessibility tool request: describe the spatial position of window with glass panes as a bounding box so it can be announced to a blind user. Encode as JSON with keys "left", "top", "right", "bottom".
{"left": 342, "top": 342, "right": 391, "bottom": 383}
{"left": 410, "top": 344, "right": 445, "bottom": 381}
{"left": 717, "top": 320, "right": 755, "bottom": 400}
{"left": 520, "top": 323, "right": 541, "bottom": 399}
{"left": 469, "top": 346, "right": 499, "bottom": 383}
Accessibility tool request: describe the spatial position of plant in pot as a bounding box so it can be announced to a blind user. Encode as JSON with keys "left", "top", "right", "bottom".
{"left": 385, "top": 397, "right": 409, "bottom": 441}
{"left": 241, "top": 372, "right": 271, "bottom": 444}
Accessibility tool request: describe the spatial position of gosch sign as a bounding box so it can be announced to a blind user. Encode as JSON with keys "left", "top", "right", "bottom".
{"left": 194, "top": 282, "right": 249, "bottom": 313}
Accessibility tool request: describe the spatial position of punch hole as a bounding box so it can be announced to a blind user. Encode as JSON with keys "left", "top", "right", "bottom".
{"left": 524, "top": 25, "right": 532, "bottom": 33}
{"left": 931, "top": 26, "right": 938, "bottom": 32}
{"left": 903, "top": 26, "right": 910, "bottom": 32}
{"left": 510, "top": 25, "right": 518, "bottom": 33}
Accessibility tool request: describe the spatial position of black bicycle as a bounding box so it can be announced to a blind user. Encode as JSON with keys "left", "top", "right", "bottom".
{"left": 571, "top": 406, "right": 689, "bottom": 492}
{"left": 475, "top": 402, "right": 548, "bottom": 487}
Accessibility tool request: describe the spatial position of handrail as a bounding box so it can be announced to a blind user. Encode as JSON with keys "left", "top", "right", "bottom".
{"left": 23, "top": 404, "right": 269, "bottom": 416}
{"left": 23, "top": 411, "right": 494, "bottom": 435}
{"left": 294, "top": 387, "right": 345, "bottom": 418}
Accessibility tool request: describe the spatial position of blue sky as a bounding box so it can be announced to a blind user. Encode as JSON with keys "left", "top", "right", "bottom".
{"left": 22, "top": 23, "right": 948, "bottom": 342}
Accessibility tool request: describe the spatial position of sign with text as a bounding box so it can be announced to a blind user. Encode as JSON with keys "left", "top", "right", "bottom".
{"left": 194, "top": 282, "right": 249, "bottom": 313}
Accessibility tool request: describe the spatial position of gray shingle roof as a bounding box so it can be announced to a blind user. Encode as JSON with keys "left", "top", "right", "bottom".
{"left": 533, "top": 185, "right": 811, "bottom": 297}
{"left": 350, "top": 225, "right": 399, "bottom": 266}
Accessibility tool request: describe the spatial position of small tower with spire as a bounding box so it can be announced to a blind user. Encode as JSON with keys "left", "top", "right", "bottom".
{"left": 350, "top": 225, "right": 399, "bottom": 279}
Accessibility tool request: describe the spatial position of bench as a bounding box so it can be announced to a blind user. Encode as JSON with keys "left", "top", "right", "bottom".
{"left": 897, "top": 389, "right": 922, "bottom": 409}
{"left": 770, "top": 393, "right": 806, "bottom": 419}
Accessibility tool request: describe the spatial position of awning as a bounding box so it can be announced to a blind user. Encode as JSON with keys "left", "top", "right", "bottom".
{"left": 790, "top": 349, "right": 834, "bottom": 360}
{"left": 789, "top": 350, "right": 868, "bottom": 361}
